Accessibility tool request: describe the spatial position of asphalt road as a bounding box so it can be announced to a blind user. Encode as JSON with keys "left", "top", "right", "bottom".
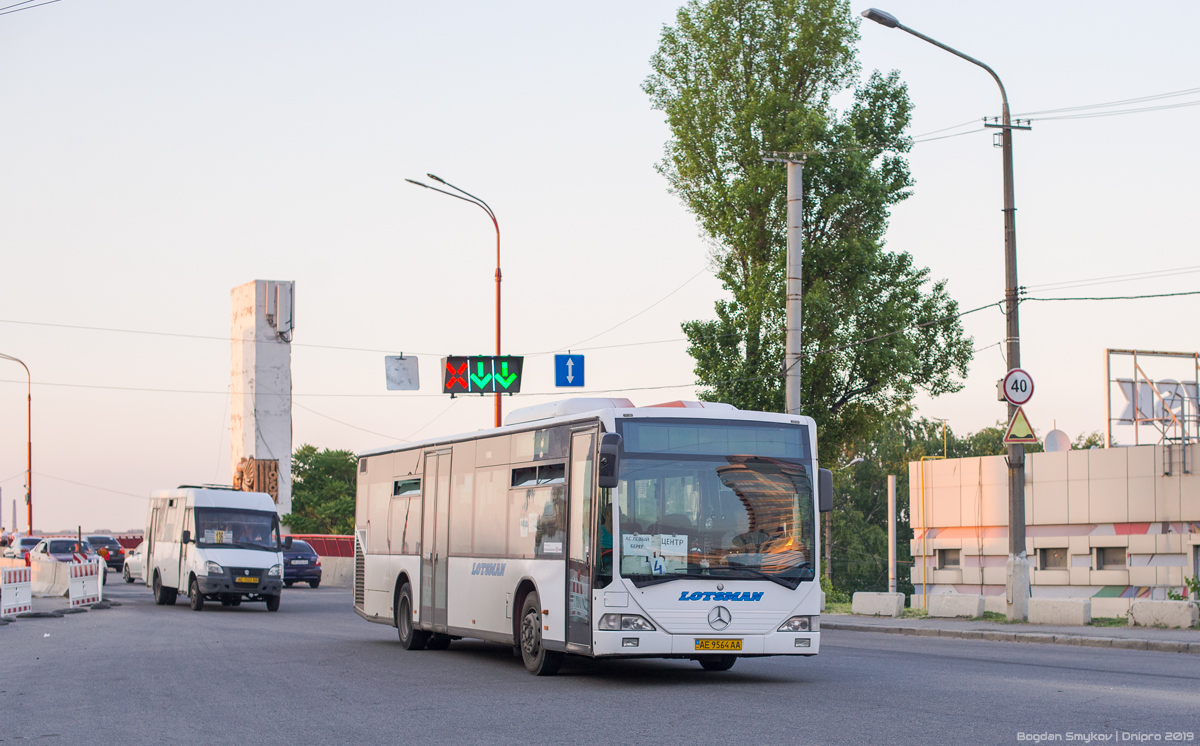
{"left": 3, "top": 581, "right": 1198, "bottom": 746}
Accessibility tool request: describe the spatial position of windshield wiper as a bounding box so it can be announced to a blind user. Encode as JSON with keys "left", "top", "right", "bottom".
{"left": 704, "top": 565, "right": 799, "bottom": 589}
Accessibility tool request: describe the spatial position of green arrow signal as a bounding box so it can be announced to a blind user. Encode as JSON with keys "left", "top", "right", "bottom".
{"left": 495, "top": 361, "right": 518, "bottom": 389}
{"left": 470, "top": 360, "right": 493, "bottom": 390}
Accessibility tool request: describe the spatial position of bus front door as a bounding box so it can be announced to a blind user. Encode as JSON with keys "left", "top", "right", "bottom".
{"left": 420, "top": 449, "right": 452, "bottom": 632}
{"left": 566, "top": 429, "right": 596, "bottom": 652}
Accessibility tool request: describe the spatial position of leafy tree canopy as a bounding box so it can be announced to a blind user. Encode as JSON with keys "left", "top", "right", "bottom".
{"left": 644, "top": 0, "right": 973, "bottom": 458}
{"left": 282, "top": 444, "right": 357, "bottom": 535}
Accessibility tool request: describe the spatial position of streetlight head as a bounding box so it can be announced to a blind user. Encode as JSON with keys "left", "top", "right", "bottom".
{"left": 405, "top": 178, "right": 429, "bottom": 188}
{"left": 427, "top": 173, "right": 446, "bottom": 184}
{"left": 861, "top": 8, "right": 900, "bottom": 28}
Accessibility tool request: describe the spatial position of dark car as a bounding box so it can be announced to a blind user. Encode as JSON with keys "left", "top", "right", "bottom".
{"left": 86, "top": 535, "right": 126, "bottom": 570}
{"left": 282, "top": 539, "right": 321, "bottom": 588}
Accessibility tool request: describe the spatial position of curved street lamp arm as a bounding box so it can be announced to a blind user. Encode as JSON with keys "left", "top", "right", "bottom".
{"left": 425, "top": 174, "right": 496, "bottom": 224}
{"left": 405, "top": 178, "right": 494, "bottom": 221}
{"left": 895, "top": 23, "right": 1008, "bottom": 112}
{"left": 0, "top": 352, "right": 30, "bottom": 380}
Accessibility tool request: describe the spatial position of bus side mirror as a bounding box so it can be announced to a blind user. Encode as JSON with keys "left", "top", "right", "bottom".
{"left": 818, "top": 469, "right": 833, "bottom": 513}
{"left": 180, "top": 530, "right": 191, "bottom": 544}
{"left": 597, "top": 433, "right": 622, "bottom": 489}
{"left": 283, "top": 537, "right": 293, "bottom": 550}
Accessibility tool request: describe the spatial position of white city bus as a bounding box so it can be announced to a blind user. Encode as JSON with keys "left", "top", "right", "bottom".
{"left": 353, "top": 397, "right": 832, "bottom": 675}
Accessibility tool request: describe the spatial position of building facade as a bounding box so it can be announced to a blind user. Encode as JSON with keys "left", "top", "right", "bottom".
{"left": 909, "top": 444, "right": 1199, "bottom": 616}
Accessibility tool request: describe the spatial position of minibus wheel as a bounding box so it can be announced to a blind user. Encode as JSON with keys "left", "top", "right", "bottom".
{"left": 188, "top": 578, "right": 204, "bottom": 611}
{"left": 265, "top": 594, "right": 281, "bottom": 612}
{"left": 396, "top": 582, "right": 429, "bottom": 650}
{"left": 519, "top": 592, "right": 562, "bottom": 676}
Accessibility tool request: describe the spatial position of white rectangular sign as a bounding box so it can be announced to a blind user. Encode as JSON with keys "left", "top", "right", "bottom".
{"left": 384, "top": 356, "right": 420, "bottom": 391}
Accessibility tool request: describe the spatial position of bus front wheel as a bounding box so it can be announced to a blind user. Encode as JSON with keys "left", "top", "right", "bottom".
{"left": 519, "top": 592, "right": 563, "bottom": 676}
{"left": 697, "top": 655, "right": 736, "bottom": 671}
{"left": 396, "top": 582, "right": 429, "bottom": 651}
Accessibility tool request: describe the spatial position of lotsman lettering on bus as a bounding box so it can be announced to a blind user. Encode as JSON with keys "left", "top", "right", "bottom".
{"left": 470, "top": 562, "right": 506, "bottom": 577}
{"left": 677, "top": 591, "right": 764, "bottom": 602}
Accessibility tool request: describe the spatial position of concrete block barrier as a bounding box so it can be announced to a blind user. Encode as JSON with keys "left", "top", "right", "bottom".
{"left": 1129, "top": 600, "right": 1199, "bottom": 629}
{"left": 318, "top": 556, "right": 353, "bottom": 588}
{"left": 852, "top": 592, "right": 905, "bottom": 617}
{"left": 928, "top": 594, "right": 984, "bottom": 618}
{"left": 31, "top": 559, "right": 70, "bottom": 597}
{"left": 1028, "top": 597, "right": 1091, "bottom": 626}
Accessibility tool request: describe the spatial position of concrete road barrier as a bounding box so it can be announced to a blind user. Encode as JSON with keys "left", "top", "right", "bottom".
{"left": 928, "top": 594, "right": 984, "bottom": 618}
{"left": 31, "top": 559, "right": 70, "bottom": 597}
{"left": 1129, "top": 600, "right": 1198, "bottom": 629}
{"left": 1028, "top": 597, "right": 1091, "bottom": 626}
{"left": 852, "top": 592, "right": 904, "bottom": 617}
{"left": 317, "top": 556, "right": 353, "bottom": 588}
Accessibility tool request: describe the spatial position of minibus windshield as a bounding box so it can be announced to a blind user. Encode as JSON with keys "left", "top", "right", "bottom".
{"left": 194, "top": 508, "right": 281, "bottom": 551}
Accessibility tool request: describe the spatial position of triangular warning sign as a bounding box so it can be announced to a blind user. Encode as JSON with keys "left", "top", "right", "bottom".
{"left": 1003, "top": 406, "right": 1039, "bottom": 444}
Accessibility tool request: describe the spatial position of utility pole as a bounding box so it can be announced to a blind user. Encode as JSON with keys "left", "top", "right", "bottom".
{"left": 888, "top": 475, "right": 897, "bottom": 594}
{"left": 860, "top": 7, "right": 1032, "bottom": 621}
{"left": 764, "top": 152, "right": 806, "bottom": 416}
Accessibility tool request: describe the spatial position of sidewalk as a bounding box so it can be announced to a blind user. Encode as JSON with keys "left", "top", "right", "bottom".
{"left": 822, "top": 613, "right": 1200, "bottom": 654}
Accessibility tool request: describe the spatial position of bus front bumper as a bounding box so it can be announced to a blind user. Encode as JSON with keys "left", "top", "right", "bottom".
{"left": 591, "top": 629, "right": 819, "bottom": 657}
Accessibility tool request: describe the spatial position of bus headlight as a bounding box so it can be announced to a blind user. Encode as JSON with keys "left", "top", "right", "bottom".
{"left": 778, "top": 615, "right": 817, "bottom": 632}
{"left": 599, "top": 614, "right": 656, "bottom": 631}
{"left": 268, "top": 564, "right": 283, "bottom": 577}
{"left": 205, "top": 561, "right": 223, "bottom": 576}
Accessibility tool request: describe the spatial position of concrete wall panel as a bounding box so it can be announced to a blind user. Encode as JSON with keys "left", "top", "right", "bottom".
{"left": 1067, "top": 449, "right": 1090, "bottom": 523}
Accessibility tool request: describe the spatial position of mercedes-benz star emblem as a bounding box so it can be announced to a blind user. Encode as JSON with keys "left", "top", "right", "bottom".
{"left": 708, "top": 606, "right": 731, "bottom": 631}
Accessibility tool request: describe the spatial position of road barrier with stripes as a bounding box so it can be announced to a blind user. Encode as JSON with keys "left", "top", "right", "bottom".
{"left": 68, "top": 561, "right": 103, "bottom": 608}
{"left": 1, "top": 566, "right": 32, "bottom": 616}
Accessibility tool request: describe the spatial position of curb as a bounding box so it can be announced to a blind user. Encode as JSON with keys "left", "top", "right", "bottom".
{"left": 822, "top": 622, "right": 1200, "bottom": 655}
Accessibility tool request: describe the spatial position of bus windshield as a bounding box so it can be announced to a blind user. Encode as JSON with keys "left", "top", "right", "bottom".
{"left": 615, "top": 454, "right": 816, "bottom": 589}
{"left": 194, "top": 508, "right": 281, "bottom": 551}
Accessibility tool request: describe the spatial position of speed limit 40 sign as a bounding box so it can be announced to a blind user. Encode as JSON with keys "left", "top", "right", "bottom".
{"left": 1003, "top": 368, "right": 1034, "bottom": 406}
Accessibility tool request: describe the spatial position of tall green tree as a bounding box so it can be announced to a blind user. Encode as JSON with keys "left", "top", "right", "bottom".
{"left": 644, "top": 0, "right": 973, "bottom": 459}
{"left": 283, "top": 444, "right": 357, "bottom": 535}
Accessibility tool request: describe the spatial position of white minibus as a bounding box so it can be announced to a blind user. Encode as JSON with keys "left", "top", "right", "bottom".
{"left": 354, "top": 397, "right": 832, "bottom": 675}
{"left": 144, "top": 487, "right": 290, "bottom": 611}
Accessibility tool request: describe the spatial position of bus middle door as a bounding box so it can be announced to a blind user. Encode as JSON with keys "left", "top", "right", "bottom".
{"left": 419, "top": 449, "right": 452, "bottom": 632}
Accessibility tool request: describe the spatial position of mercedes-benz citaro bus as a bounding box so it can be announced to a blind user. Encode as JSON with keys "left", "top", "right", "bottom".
{"left": 353, "top": 398, "right": 832, "bottom": 675}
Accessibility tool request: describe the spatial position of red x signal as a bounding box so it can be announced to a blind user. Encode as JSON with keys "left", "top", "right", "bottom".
{"left": 444, "top": 360, "right": 468, "bottom": 391}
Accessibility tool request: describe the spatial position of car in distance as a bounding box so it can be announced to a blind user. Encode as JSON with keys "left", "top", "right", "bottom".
{"left": 86, "top": 535, "right": 126, "bottom": 571}
{"left": 4, "top": 536, "right": 42, "bottom": 560}
{"left": 282, "top": 539, "right": 321, "bottom": 588}
{"left": 30, "top": 538, "right": 107, "bottom": 584}
{"left": 123, "top": 544, "right": 145, "bottom": 583}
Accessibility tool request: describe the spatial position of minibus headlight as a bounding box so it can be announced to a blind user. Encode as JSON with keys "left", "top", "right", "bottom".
{"left": 599, "top": 614, "right": 656, "bottom": 632}
{"left": 778, "top": 615, "right": 817, "bottom": 632}
{"left": 268, "top": 564, "right": 283, "bottom": 577}
{"left": 205, "top": 561, "right": 223, "bottom": 576}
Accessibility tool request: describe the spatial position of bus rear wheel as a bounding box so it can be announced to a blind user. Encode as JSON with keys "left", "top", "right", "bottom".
{"left": 697, "top": 655, "right": 736, "bottom": 671}
{"left": 519, "top": 592, "right": 562, "bottom": 676}
{"left": 396, "top": 582, "right": 429, "bottom": 650}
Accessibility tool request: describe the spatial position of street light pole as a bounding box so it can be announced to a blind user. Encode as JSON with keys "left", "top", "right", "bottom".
{"left": 861, "top": 8, "right": 1030, "bottom": 620}
{"left": 0, "top": 353, "right": 32, "bottom": 534}
{"left": 406, "top": 176, "right": 503, "bottom": 428}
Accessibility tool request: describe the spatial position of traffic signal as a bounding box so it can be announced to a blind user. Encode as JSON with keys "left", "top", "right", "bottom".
{"left": 441, "top": 356, "right": 523, "bottom": 394}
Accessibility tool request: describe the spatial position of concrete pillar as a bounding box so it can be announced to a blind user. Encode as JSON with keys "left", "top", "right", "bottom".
{"left": 230, "top": 280, "right": 295, "bottom": 518}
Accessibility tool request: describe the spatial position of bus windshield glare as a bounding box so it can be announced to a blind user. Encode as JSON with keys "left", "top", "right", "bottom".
{"left": 614, "top": 421, "right": 816, "bottom": 589}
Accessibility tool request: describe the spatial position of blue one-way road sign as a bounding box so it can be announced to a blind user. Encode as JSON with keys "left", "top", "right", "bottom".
{"left": 554, "top": 354, "right": 584, "bottom": 387}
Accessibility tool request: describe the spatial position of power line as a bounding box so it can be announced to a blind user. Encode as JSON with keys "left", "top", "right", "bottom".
{"left": 1030, "top": 99, "right": 1200, "bottom": 122}
{"left": 1022, "top": 289, "right": 1200, "bottom": 302}
{"left": 1014, "top": 84, "right": 1200, "bottom": 118}
{"left": 0, "top": 0, "right": 61, "bottom": 17}
{"left": 1024, "top": 263, "right": 1200, "bottom": 293}
{"left": 292, "top": 401, "right": 406, "bottom": 441}
{"left": 33, "top": 472, "right": 147, "bottom": 501}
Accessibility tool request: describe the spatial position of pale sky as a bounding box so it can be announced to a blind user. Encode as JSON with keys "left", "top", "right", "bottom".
{"left": 1, "top": 1, "right": 1197, "bottom": 532}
